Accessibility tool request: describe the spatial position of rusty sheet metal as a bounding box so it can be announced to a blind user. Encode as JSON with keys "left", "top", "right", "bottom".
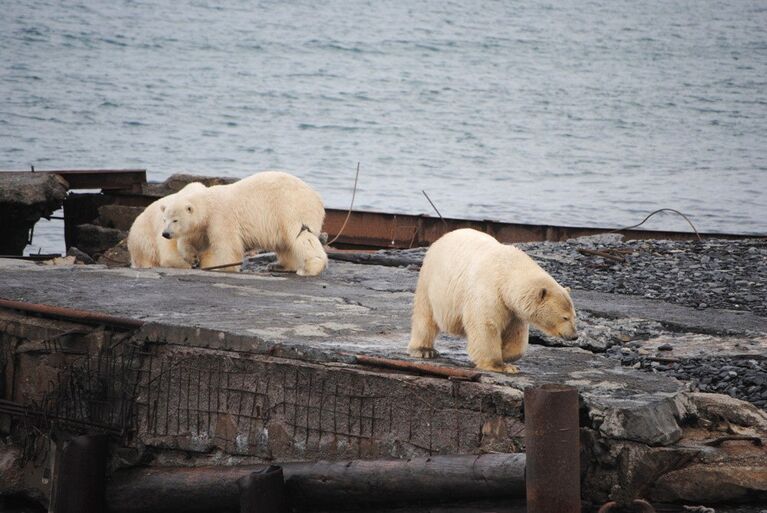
{"left": 0, "top": 298, "right": 144, "bottom": 330}
{"left": 524, "top": 384, "right": 581, "bottom": 513}
{"left": 355, "top": 355, "right": 482, "bottom": 381}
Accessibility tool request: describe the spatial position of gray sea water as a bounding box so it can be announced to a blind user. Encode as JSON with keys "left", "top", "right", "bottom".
{"left": 2, "top": 0, "right": 766, "bottom": 253}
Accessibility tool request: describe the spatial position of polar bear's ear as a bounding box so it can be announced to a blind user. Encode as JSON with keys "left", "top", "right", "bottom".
{"left": 185, "top": 203, "right": 193, "bottom": 214}
{"left": 539, "top": 287, "right": 548, "bottom": 301}
{"left": 160, "top": 204, "right": 166, "bottom": 212}
{"left": 565, "top": 286, "right": 571, "bottom": 293}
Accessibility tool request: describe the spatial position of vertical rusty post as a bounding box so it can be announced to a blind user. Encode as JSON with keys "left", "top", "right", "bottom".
{"left": 524, "top": 384, "right": 581, "bottom": 513}
{"left": 238, "top": 465, "right": 287, "bottom": 513}
{"left": 50, "top": 434, "right": 108, "bottom": 513}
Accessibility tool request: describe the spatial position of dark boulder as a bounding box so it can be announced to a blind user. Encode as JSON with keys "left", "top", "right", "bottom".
{"left": 0, "top": 172, "right": 68, "bottom": 254}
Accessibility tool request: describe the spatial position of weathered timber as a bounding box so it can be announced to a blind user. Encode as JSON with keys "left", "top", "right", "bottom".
{"left": 106, "top": 454, "right": 526, "bottom": 513}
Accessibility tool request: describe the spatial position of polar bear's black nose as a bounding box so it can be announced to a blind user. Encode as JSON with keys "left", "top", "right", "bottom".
{"left": 162, "top": 231, "right": 171, "bottom": 239}
{"left": 567, "top": 333, "right": 579, "bottom": 341}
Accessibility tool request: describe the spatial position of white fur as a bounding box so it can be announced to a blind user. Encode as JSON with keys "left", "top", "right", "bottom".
{"left": 408, "top": 228, "right": 577, "bottom": 373}
{"left": 161, "top": 171, "right": 328, "bottom": 275}
{"left": 127, "top": 182, "right": 206, "bottom": 268}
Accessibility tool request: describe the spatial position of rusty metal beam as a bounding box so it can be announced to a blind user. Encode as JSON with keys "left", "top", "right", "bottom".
{"left": 322, "top": 208, "right": 760, "bottom": 248}
{"left": 106, "top": 453, "right": 525, "bottom": 513}
{"left": 524, "top": 384, "right": 581, "bottom": 513}
{"left": 0, "top": 298, "right": 144, "bottom": 330}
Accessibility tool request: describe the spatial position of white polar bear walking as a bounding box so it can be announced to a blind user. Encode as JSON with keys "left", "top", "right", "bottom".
{"left": 127, "top": 182, "right": 207, "bottom": 268}
{"left": 408, "top": 228, "right": 578, "bottom": 373}
{"left": 160, "top": 171, "right": 328, "bottom": 275}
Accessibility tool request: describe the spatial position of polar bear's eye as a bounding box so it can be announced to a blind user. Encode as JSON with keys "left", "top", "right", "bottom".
{"left": 562, "top": 316, "right": 570, "bottom": 321}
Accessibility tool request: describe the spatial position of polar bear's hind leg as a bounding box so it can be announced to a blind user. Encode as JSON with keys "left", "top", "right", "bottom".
{"left": 408, "top": 285, "right": 440, "bottom": 359}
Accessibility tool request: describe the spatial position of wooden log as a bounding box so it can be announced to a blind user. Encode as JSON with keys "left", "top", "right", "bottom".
{"left": 106, "top": 453, "right": 525, "bottom": 513}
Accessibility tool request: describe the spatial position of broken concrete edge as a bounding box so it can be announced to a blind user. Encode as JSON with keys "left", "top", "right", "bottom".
{"left": 135, "top": 320, "right": 767, "bottom": 451}
{"left": 581, "top": 391, "right": 767, "bottom": 504}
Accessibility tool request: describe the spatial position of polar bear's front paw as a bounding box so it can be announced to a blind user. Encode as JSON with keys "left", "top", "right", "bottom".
{"left": 477, "top": 362, "right": 520, "bottom": 374}
{"left": 409, "top": 347, "right": 439, "bottom": 359}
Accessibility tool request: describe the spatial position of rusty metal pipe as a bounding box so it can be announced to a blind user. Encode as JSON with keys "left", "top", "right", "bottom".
{"left": 0, "top": 298, "right": 144, "bottom": 329}
{"left": 50, "top": 434, "right": 108, "bottom": 513}
{"left": 355, "top": 355, "right": 482, "bottom": 381}
{"left": 524, "top": 384, "right": 581, "bottom": 513}
{"left": 106, "top": 453, "right": 525, "bottom": 513}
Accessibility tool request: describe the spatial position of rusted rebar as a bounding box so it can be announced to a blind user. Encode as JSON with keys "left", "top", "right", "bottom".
{"left": 577, "top": 248, "right": 626, "bottom": 263}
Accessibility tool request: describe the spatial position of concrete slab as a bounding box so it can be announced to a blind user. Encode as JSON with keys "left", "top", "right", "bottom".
{"left": 0, "top": 259, "right": 686, "bottom": 401}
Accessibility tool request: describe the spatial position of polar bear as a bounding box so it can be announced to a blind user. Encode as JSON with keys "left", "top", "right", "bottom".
{"left": 160, "top": 171, "right": 328, "bottom": 275}
{"left": 408, "top": 228, "right": 577, "bottom": 373}
{"left": 127, "top": 182, "right": 207, "bottom": 268}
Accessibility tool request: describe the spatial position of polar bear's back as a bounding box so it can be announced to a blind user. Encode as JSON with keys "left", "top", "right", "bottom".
{"left": 207, "top": 171, "right": 325, "bottom": 251}
{"left": 418, "top": 229, "right": 505, "bottom": 334}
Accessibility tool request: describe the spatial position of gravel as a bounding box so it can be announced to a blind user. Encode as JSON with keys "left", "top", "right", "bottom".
{"left": 605, "top": 343, "right": 767, "bottom": 410}
{"left": 518, "top": 237, "right": 767, "bottom": 317}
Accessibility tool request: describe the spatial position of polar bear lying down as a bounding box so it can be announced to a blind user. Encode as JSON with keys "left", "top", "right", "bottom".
{"left": 128, "top": 182, "right": 207, "bottom": 269}
{"left": 408, "top": 228, "right": 577, "bottom": 373}
{"left": 159, "top": 171, "right": 328, "bottom": 276}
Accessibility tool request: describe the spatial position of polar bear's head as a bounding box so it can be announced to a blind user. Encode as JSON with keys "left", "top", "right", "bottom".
{"left": 160, "top": 196, "right": 205, "bottom": 240}
{"left": 524, "top": 279, "right": 578, "bottom": 341}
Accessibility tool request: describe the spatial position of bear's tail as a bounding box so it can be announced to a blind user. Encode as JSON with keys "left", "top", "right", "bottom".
{"left": 294, "top": 227, "right": 328, "bottom": 276}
